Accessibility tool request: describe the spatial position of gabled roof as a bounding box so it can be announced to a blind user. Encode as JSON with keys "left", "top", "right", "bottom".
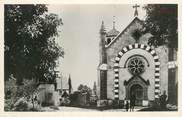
{"left": 56, "top": 77, "right": 69, "bottom": 90}
{"left": 105, "top": 17, "right": 144, "bottom": 48}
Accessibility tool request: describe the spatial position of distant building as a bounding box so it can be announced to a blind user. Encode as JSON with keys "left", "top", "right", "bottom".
{"left": 56, "top": 76, "right": 70, "bottom": 96}
{"left": 37, "top": 83, "right": 60, "bottom": 106}
{"left": 54, "top": 58, "right": 71, "bottom": 95}
{"left": 70, "top": 91, "right": 88, "bottom": 106}
{"left": 90, "top": 82, "right": 98, "bottom": 104}
{"left": 36, "top": 58, "right": 71, "bottom": 106}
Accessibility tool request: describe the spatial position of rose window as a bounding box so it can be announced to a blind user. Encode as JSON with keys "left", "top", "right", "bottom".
{"left": 128, "top": 57, "right": 145, "bottom": 75}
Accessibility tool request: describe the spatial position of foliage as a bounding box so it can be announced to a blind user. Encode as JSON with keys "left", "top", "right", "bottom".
{"left": 68, "top": 75, "right": 72, "bottom": 94}
{"left": 143, "top": 4, "right": 177, "bottom": 49}
{"left": 4, "top": 4, "right": 64, "bottom": 85}
{"left": 77, "top": 84, "right": 92, "bottom": 94}
{"left": 77, "top": 84, "right": 92, "bottom": 101}
{"left": 4, "top": 79, "right": 40, "bottom": 111}
{"left": 13, "top": 99, "right": 29, "bottom": 111}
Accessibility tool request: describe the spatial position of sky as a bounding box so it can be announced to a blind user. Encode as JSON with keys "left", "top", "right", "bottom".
{"left": 47, "top": 4, "right": 146, "bottom": 90}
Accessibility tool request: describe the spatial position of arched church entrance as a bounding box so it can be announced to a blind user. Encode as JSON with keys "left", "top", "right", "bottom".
{"left": 124, "top": 75, "right": 149, "bottom": 106}
{"left": 114, "top": 43, "right": 160, "bottom": 101}
{"left": 130, "top": 84, "right": 143, "bottom": 106}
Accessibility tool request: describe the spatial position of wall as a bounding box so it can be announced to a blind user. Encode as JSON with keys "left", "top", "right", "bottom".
{"left": 155, "top": 46, "right": 168, "bottom": 95}
{"left": 105, "top": 19, "right": 168, "bottom": 101}
{"left": 37, "top": 84, "right": 60, "bottom": 106}
{"left": 107, "top": 48, "right": 156, "bottom": 100}
{"left": 106, "top": 20, "right": 143, "bottom": 100}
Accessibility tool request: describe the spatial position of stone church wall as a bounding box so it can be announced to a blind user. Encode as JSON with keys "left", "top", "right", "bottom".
{"left": 155, "top": 46, "right": 168, "bottom": 95}
{"left": 106, "top": 22, "right": 142, "bottom": 100}
{"left": 105, "top": 20, "right": 168, "bottom": 101}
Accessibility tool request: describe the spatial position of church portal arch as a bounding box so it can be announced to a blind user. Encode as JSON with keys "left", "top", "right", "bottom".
{"left": 114, "top": 43, "right": 160, "bottom": 100}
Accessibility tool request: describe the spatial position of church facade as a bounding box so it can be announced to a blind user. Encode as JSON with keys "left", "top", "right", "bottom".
{"left": 97, "top": 16, "right": 177, "bottom": 106}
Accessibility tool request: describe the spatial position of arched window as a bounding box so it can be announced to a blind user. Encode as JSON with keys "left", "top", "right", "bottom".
{"left": 107, "top": 38, "right": 111, "bottom": 44}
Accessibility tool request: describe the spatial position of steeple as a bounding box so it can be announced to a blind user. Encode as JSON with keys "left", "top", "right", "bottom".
{"left": 99, "top": 21, "right": 107, "bottom": 64}
{"left": 113, "top": 16, "right": 116, "bottom": 29}
{"left": 100, "top": 21, "right": 106, "bottom": 34}
{"left": 93, "top": 81, "right": 97, "bottom": 95}
{"left": 99, "top": 21, "right": 107, "bottom": 99}
{"left": 106, "top": 16, "right": 119, "bottom": 37}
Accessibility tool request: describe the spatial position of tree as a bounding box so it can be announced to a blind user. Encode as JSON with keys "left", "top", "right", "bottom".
{"left": 78, "top": 84, "right": 92, "bottom": 95}
{"left": 15, "top": 79, "right": 39, "bottom": 110}
{"left": 143, "top": 4, "right": 178, "bottom": 105}
{"left": 143, "top": 4, "right": 177, "bottom": 49}
{"left": 77, "top": 84, "right": 92, "bottom": 101}
{"left": 4, "top": 5, "right": 64, "bottom": 85}
{"left": 68, "top": 74, "right": 72, "bottom": 94}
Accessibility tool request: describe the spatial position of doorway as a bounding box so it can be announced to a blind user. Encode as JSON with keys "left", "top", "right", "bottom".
{"left": 130, "top": 84, "right": 144, "bottom": 106}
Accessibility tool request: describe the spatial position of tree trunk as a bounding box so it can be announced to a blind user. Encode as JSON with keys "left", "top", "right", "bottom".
{"left": 32, "top": 94, "right": 34, "bottom": 109}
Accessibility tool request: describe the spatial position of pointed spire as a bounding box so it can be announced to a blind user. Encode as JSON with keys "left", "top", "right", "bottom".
{"left": 113, "top": 16, "right": 116, "bottom": 29}
{"left": 100, "top": 21, "right": 106, "bottom": 34}
{"left": 93, "top": 81, "right": 97, "bottom": 95}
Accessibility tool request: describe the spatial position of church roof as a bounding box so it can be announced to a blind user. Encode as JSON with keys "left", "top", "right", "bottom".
{"left": 106, "top": 17, "right": 144, "bottom": 48}
{"left": 107, "top": 28, "right": 120, "bottom": 37}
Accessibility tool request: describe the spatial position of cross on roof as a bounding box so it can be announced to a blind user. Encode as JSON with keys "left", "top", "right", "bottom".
{"left": 133, "top": 4, "right": 140, "bottom": 17}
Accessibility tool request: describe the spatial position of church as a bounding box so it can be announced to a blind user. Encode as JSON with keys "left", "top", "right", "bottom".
{"left": 97, "top": 5, "right": 177, "bottom": 106}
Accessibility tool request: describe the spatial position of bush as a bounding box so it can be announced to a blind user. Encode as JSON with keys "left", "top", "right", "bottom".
{"left": 4, "top": 100, "right": 14, "bottom": 111}
{"left": 13, "top": 100, "right": 29, "bottom": 111}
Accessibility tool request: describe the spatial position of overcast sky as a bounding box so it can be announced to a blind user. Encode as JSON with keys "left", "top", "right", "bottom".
{"left": 48, "top": 4, "right": 146, "bottom": 90}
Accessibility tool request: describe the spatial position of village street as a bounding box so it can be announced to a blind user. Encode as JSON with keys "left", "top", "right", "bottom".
{"left": 41, "top": 106, "right": 145, "bottom": 112}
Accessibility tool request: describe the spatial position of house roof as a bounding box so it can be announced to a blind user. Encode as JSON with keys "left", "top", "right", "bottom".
{"left": 106, "top": 17, "right": 144, "bottom": 48}
{"left": 56, "top": 76, "right": 69, "bottom": 90}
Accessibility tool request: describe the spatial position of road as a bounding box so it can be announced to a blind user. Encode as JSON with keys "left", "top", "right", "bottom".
{"left": 41, "top": 106, "right": 144, "bottom": 112}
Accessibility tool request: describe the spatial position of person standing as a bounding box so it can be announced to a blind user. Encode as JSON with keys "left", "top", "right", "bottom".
{"left": 160, "top": 91, "right": 167, "bottom": 110}
{"left": 130, "top": 93, "right": 136, "bottom": 111}
{"left": 125, "top": 101, "right": 129, "bottom": 112}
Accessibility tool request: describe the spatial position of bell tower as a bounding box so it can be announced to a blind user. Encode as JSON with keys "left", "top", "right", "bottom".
{"left": 98, "top": 21, "right": 107, "bottom": 99}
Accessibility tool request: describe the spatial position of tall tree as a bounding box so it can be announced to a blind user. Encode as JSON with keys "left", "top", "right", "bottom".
{"left": 4, "top": 5, "right": 64, "bottom": 85}
{"left": 68, "top": 74, "right": 72, "bottom": 94}
{"left": 143, "top": 4, "right": 177, "bottom": 49}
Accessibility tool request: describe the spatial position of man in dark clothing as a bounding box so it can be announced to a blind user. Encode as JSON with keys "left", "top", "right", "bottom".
{"left": 160, "top": 91, "right": 167, "bottom": 110}
{"left": 130, "top": 94, "right": 136, "bottom": 111}
{"left": 125, "top": 101, "right": 129, "bottom": 112}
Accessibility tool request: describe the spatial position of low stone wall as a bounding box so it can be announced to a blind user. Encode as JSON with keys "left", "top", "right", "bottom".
{"left": 37, "top": 84, "right": 60, "bottom": 106}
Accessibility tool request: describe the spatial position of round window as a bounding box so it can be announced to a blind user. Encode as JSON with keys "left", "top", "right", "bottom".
{"left": 128, "top": 57, "right": 145, "bottom": 75}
